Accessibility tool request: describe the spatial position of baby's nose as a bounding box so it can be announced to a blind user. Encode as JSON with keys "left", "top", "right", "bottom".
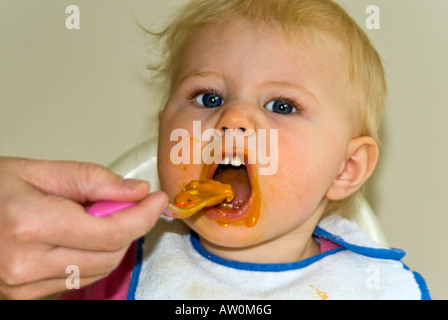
{"left": 215, "top": 102, "right": 258, "bottom": 136}
{"left": 222, "top": 127, "right": 246, "bottom": 133}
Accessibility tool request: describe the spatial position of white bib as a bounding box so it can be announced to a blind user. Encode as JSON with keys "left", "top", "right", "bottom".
{"left": 129, "top": 215, "right": 429, "bottom": 300}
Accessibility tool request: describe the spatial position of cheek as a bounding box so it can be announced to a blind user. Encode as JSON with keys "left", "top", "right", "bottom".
{"left": 157, "top": 127, "right": 190, "bottom": 197}
{"left": 269, "top": 132, "right": 343, "bottom": 209}
{"left": 157, "top": 117, "right": 206, "bottom": 200}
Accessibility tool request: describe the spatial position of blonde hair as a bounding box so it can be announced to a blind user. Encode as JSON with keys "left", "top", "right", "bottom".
{"left": 144, "top": 0, "right": 387, "bottom": 218}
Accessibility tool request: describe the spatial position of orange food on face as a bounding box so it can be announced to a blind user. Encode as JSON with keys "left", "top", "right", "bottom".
{"left": 168, "top": 148, "right": 260, "bottom": 227}
{"left": 195, "top": 155, "right": 261, "bottom": 227}
{"left": 174, "top": 179, "right": 235, "bottom": 209}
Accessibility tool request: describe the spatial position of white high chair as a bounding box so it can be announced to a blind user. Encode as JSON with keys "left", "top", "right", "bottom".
{"left": 108, "top": 135, "right": 389, "bottom": 246}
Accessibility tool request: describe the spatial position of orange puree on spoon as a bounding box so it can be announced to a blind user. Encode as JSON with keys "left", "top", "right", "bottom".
{"left": 164, "top": 180, "right": 235, "bottom": 219}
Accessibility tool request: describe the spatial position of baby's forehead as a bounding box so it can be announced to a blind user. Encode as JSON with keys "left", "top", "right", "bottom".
{"left": 179, "top": 20, "right": 350, "bottom": 82}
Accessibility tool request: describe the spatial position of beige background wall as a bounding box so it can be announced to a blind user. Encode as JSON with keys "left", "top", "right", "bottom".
{"left": 0, "top": 0, "right": 446, "bottom": 299}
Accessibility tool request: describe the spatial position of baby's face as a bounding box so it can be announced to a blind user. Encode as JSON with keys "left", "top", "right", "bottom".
{"left": 158, "top": 20, "right": 354, "bottom": 249}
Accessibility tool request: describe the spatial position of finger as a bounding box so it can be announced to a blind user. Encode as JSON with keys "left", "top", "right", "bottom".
{"left": 1, "top": 243, "right": 130, "bottom": 286}
{"left": 35, "top": 191, "right": 168, "bottom": 250}
{"left": 0, "top": 240, "right": 134, "bottom": 300}
{"left": 1, "top": 165, "right": 167, "bottom": 251}
{"left": 0, "top": 274, "right": 106, "bottom": 300}
{"left": 7, "top": 157, "right": 151, "bottom": 203}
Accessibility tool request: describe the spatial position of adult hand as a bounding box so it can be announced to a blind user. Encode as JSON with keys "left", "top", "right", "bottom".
{"left": 0, "top": 157, "right": 168, "bottom": 299}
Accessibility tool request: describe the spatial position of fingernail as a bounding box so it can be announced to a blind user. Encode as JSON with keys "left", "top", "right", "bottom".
{"left": 121, "top": 178, "right": 148, "bottom": 189}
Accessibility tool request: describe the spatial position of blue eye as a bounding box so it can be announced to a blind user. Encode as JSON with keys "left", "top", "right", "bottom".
{"left": 265, "top": 100, "right": 296, "bottom": 114}
{"left": 194, "top": 92, "right": 224, "bottom": 108}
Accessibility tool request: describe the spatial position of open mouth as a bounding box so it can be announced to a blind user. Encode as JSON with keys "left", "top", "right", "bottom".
{"left": 200, "top": 151, "right": 260, "bottom": 227}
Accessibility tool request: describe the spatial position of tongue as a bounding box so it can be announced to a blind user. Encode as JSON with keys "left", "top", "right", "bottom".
{"left": 213, "top": 167, "right": 251, "bottom": 207}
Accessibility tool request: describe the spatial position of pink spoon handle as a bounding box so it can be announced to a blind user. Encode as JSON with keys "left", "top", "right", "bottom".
{"left": 87, "top": 200, "right": 136, "bottom": 217}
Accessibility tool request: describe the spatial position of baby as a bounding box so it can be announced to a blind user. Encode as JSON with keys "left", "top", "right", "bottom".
{"left": 59, "top": 0, "right": 429, "bottom": 299}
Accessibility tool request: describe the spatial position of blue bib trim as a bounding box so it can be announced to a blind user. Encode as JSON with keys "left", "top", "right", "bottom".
{"left": 313, "top": 226, "right": 406, "bottom": 261}
{"left": 127, "top": 237, "right": 145, "bottom": 300}
{"left": 190, "top": 231, "right": 345, "bottom": 272}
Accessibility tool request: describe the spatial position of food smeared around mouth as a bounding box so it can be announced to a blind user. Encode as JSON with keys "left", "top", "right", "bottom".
{"left": 199, "top": 152, "right": 261, "bottom": 227}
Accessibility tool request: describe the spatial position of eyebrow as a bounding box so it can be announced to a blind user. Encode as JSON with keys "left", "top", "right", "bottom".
{"left": 174, "top": 69, "right": 223, "bottom": 88}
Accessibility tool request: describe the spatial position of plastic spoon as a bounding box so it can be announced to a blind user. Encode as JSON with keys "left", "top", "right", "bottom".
{"left": 87, "top": 200, "right": 136, "bottom": 217}
{"left": 164, "top": 180, "right": 235, "bottom": 219}
{"left": 86, "top": 179, "right": 235, "bottom": 219}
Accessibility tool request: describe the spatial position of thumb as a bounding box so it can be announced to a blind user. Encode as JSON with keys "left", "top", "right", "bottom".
{"left": 16, "top": 158, "right": 150, "bottom": 203}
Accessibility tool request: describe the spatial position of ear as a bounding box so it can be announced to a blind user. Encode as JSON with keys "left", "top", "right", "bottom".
{"left": 326, "top": 136, "right": 379, "bottom": 201}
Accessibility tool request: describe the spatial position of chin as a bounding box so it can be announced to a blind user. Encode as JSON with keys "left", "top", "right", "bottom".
{"left": 184, "top": 214, "right": 269, "bottom": 248}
